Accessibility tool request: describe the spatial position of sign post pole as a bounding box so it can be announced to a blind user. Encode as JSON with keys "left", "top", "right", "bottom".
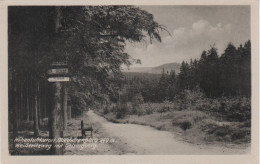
{"left": 48, "top": 62, "right": 69, "bottom": 155}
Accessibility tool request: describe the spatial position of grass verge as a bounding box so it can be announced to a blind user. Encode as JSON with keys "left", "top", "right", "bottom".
{"left": 97, "top": 110, "right": 250, "bottom": 148}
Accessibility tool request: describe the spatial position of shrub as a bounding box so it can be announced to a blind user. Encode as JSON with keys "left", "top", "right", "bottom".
{"left": 144, "top": 102, "right": 153, "bottom": 114}
{"left": 221, "top": 96, "right": 251, "bottom": 122}
{"left": 103, "top": 106, "right": 110, "bottom": 114}
{"left": 110, "top": 104, "right": 117, "bottom": 113}
{"left": 116, "top": 103, "right": 128, "bottom": 119}
{"left": 179, "top": 121, "right": 192, "bottom": 131}
{"left": 174, "top": 89, "right": 251, "bottom": 122}
{"left": 137, "top": 107, "right": 145, "bottom": 116}
{"left": 128, "top": 93, "right": 146, "bottom": 116}
{"left": 174, "top": 88, "right": 205, "bottom": 110}
{"left": 197, "top": 96, "right": 251, "bottom": 122}
{"left": 172, "top": 111, "right": 209, "bottom": 130}
{"left": 197, "top": 119, "right": 250, "bottom": 142}
{"left": 132, "top": 93, "right": 144, "bottom": 104}
{"left": 130, "top": 103, "right": 138, "bottom": 115}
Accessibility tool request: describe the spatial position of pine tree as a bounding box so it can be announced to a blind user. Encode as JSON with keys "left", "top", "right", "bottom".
{"left": 156, "top": 69, "right": 169, "bottom": 102}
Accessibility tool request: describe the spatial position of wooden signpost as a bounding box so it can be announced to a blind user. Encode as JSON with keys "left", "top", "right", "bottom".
{"left": 47, "top": 62, "right": 69, "bottom": 82}
{"left": 48, "top": 61, "right": 70, "bottom": 154}
{"left": 51, "top": 61, "right": 67, "bottom": 66}
{"left": 47, "top": 68, "right": 69, "bottom": 75}
{"left": 48, "top": 77, "right": 70, "bottom": 82}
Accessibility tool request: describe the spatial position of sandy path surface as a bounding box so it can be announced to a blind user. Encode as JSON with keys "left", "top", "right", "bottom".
{"left": 86, "top": 111, "right": 250, "bottom": 155}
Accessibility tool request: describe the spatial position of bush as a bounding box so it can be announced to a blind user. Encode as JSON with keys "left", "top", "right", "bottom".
{"left": 196, "top": 96, "right": 251, "bottom": 122}
{"left": 174, "top": 88, "right": 205, "bottom": 110}
{"left": 174, "top": 89, "right": 251, "bottom": 122}
{"left": 179, "top": 121, "right": 192, "bottom": 131}
{"left": 103, "top": 106, "right": 110, "bottom": 114}
{"left": 70, "top": 93, "right": 88, "bottom": 117}
{"left": 130, "top": 103, "right": 138, "bottom": 115}
{"left": 116, "top": 103, "right": 128, "bottom": 119}
{"left": 130, "top": 103, "right": 145, "bottom": 116}
{"left": 172, "top": 110, "right": 209, "bottom": 130}
{"left": 219, "top": 96, "right": 251, "bottom": 122}
{"left": 137, "top": 108, "right": 145, "bottom": 116}
{"left": 132, "top": 93, "right": 144, "bottom": 104}
{"left": 144, "top": 102, "right": 153, "bottom": 114}
{"left": 128, "top": 93, "right": 146, "bottom": 116}
{"left": 197, "top": 119, "right": 250, "bottom": 142}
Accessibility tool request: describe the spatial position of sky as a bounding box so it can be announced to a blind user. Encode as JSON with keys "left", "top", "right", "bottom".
{"left": 125, "top": 6, "right": 250, "bottom": 67}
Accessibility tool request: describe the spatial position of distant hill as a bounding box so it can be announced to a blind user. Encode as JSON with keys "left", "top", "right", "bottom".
{"left": 123, "top": 72, "right": 162, "bottom": 81}
{"left": 123, "top": 62, "right": 181, "bottom": 74}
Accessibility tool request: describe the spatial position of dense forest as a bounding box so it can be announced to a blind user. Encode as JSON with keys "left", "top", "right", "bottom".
{"left": 8, "top": 6, "right": 165, "bottom": 155}
{"left": 121, "top": 41, "right": 251, "bottom": 103}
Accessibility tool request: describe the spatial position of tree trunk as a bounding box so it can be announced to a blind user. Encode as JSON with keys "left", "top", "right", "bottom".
{"left": 49, "top": 6, "right": 64, "bottom": 155}
{"left": 49, "top": 82, "right": 63, "bottom": 155}
{"left": 67, "top": 103, "right": 71, "bottom": 120}
{"left": 33, "top": 78, "right": 39, "bottom": 137}
{"left": 38, "top": 80, "right": 41, "bottom": 128}
{"left": 17, "top": 73, "right": 21, "bottom": 127}
{"left": 44, "top": 80, "right": 47, "bottom": 118}
{"left": 20, "top": 73, "right": 24, "bottom": 121}
{"left": 30, "top": 76, "right": 34, "bottom": 121}
{"left": 13, "top": 72, "right": 18, "bottom": 138}
{"left": 63, "top": 85, "right": 67, "bottom": 130}
{"left": 26, "top": 73, "right": 30, "bottom": 121}
{"left": 12, "top": 72, "right": 19, "bottom": 154}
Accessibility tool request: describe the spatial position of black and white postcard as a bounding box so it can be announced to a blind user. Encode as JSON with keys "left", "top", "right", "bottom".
{"left": 0, "top": 0, "right": 259, "bottom": 164}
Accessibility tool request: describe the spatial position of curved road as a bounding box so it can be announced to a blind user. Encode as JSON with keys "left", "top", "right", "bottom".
{"left": 86, "top": 111, "right": 250, "bottom": 155}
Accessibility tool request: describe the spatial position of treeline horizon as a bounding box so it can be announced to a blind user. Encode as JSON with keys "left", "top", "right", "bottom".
{"left": 122, "top": 40, "right": 251, "bottom": 103}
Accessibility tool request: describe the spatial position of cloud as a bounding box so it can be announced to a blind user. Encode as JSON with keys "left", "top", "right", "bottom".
{"left": 126, "top": 19, "right": 242, "bottom": 67}
{"left": 164, "top": 20, "right": 232, "bottom": 47}
{"left": 191, "top": 19, "right": 210, "bottom": 35}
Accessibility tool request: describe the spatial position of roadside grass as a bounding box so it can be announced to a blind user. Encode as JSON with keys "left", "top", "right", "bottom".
{"left": 98, "top": 100, "right": 251, "bottom": 147}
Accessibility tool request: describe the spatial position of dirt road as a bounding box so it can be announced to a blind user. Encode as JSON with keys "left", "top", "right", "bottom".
{"left": 85, "top": 110, "right": 250, "bottom": 155}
